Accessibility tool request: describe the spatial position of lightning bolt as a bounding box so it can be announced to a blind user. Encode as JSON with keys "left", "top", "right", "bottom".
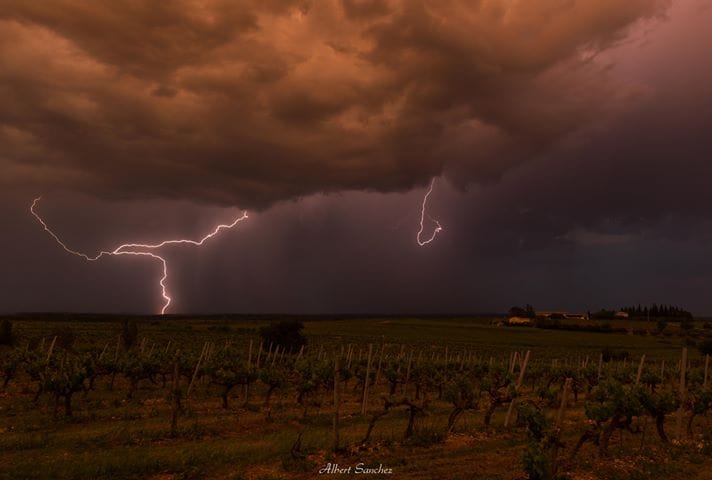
{"left": 416, "top": 178, "right": 443, "bottom": 246}
{"left": 30, "top": 197, "right": 248, "bottom": 314}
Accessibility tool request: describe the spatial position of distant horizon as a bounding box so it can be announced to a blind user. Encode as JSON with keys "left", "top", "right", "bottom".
{"left": 3, "top": 309, "right": 710, "bottom": 319}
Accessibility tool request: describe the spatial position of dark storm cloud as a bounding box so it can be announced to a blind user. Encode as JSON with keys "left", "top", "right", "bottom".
{"left": 0, "top": 0, "right": 669, "bottom": 208}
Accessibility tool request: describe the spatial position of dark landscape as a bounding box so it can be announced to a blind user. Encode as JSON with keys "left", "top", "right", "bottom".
{"left": 1, "top": 312, "right": 711, "bottom": 479}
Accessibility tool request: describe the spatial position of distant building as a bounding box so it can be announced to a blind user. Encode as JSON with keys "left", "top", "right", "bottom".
{"left": 614, "top": 311, "right": 630, "bottom": 318}
{"left": 508, "top": 316, "right": 533, "bottom": 326}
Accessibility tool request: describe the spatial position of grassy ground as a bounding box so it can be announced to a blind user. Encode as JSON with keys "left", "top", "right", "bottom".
{"left": 8, "top": 315, "right": 702, "bottom": 361}
{"left": 0, "top": 315, "right": 710, "bottom": 479}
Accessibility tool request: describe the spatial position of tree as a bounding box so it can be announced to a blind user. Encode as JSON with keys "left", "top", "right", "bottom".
{"left": 0, "top": 319, "right": 14, "bottom": 346}
{"left": 508, "top": 305, "right": 535, "bottom": 318}
{"left": 259, "top": 320, "right": 307, "bottom": 352}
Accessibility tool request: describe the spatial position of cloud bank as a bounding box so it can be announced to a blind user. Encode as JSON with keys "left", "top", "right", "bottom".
{"left": 0, "top": 0, "right": 669, "bottom": 207}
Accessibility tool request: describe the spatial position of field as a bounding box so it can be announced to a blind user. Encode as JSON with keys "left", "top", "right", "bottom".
{"left": 1, "top": 315, "right": 711, "bottom": 480}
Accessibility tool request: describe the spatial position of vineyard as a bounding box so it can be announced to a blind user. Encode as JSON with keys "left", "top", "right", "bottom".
{"left": 0, "top": 316, "right": 711, "bottom": 480}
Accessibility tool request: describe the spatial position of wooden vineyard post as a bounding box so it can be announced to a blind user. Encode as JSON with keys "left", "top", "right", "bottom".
{"left": 504, "top": 350, "right": 530, "bottom": 427}
{"left": 256, "top": 341, "right": 263, "bottom": 368}
{"left": 635, "top": 355, "right": 646, "bottom": 386}
{"left": 265, "top": 343, "right": 273, "bottom": 364}
{"left": 548, "top": 377, "right": 572, "bottom": 476}
{"left": 404, "top": 349, "right": 413, "bottom": 395}
{"left": 556, "top": 377, "right": 573, "bottom": 428}
{"left": 170, "top": 352, "right": 181, "bottom": 434}
{"left": 374, "top": 343, "right": 385, "bottom": 387}
{"left": 509, "top": 351, "right": 519, "bottom": 374}
{"left": 186, "top": 343, "right": 207, "bottom": 403}
{"left": 333, "top": 355, "right": 341, "bottom": 452}
{"left": 597, "top": 353, "right": 603, "bottom": 381}
{"left": 99, "top": 342, "right": 109, "bottom": 360}
{"left": 675, "top": 347, "right": 687, "bottom": 440}
{"left": 244, "top": 341, "right": 254, "bottom": 404}
{"left": 362, "top": 344, "right": 373, "bottom": 415}
{"left": 46, "top": 336, "right": 57, "bottom": 364}
{"left": 271, "top": 345, "right": 279, "bottom": 366}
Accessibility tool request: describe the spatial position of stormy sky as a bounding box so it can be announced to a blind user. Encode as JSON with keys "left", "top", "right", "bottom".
{"left": 1, "top": 0, "right": 711, "bottom": 315}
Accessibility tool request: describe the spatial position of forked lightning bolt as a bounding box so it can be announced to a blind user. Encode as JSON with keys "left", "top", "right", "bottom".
{"left": 416, "top": 178, "right": 443, "bottom": 246}
{"left": 30, "top": 197, "right": 248, "bottom": 314}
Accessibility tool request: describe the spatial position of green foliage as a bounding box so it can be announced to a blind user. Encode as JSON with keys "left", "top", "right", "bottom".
{"left": 585, "top": 379, "right": 642, "bottom": 423}
{"left": 600, "top": 347, "right": 629, "bottom": 362}
{"left": 687, "top": 385, "right": 712, "bottom": 416}
{"left": 382, "top": 357, "right": 408, "bottom": 394}
{"left": 51, "top": 326, "right": 77, "bottom": 351}
{"left": 443, "top": 374, "right": 479, "bottom": 408}
{"left": 0, "top": 319, "right": 15, "bottom": 346}
{"left": 517, "top": 403, "right": 548, "bottom": 441}
{"left": 205, "top": 347, "right": 254, "bottom": 389}
{"left": 517, "top": 403, "right": 564, "bottom": 480}
{"left": 259, "top": 320, "right": 307, "bottom": 353}
{"left": 522, "top": 442, "right": 552, "bottom": 480}
{"left": 1, "top": 348, "right": 22, "bottom": 388}
{"left": 259, "top": 365, "right": 288, "bottom": 398}
{"left": 636, "top": 387, "right": 676, "bottom": 417}
{"left": 41, "top": 353, "right": 91, "bottom": 416}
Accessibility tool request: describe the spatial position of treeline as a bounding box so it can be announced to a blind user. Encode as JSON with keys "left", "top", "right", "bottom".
{"left": 620, "top": 304, "right": 692, "bottom": 320}
{"left": 588, "top": 304, "right": 693, "bottom": 320}
{"left": 508, "top": 305, "right": 536, "bottom": 318}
